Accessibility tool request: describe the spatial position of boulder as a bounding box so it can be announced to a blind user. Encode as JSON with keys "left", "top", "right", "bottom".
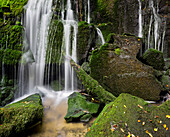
{"left": 90, "top": 34, "right": 162, "bottom": 101}
{"left": 0, "top": 94, "right": 43, "bottom": 137}
{"left": 86, "top": 93, "right": 170, "bottom": 137}
{"left": 64, "top": 92, "right": 100, "bottom": 122}
{"left": 142, "top": 48, "right": 165, "bottom": 70}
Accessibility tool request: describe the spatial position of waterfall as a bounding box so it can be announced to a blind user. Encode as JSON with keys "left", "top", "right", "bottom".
{"left": 146, "top": 0, "right": 166, "bottom": 52}
{"left": 87, "top": 0, "right": 90, "bottom": 23}
{"left": 16, "top": 0, "right": 53, "bottom": 97}
{"left": 62, "top": 0, "right": 78, "bottom": 91}
{"left": 96, "top": 28, "right": 105, "bottom": 45}
{"left": 138, "top": 0, "right": 143, "bottom": 38}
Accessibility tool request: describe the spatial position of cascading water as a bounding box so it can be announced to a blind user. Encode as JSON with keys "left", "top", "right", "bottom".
{"left": 61, "top": 0, "right": 78, "bottom": 91}
{"left": 138, "top": 0, "right": 143, "bottom": 38}
{"left": 16, "top": 0, "right": 53, "bottom": 97}
{"left": 146, "top": 0, "right": 166, "bottom": 52}
{"left": 96, "top": 28, "right": 105, "bottom": 45}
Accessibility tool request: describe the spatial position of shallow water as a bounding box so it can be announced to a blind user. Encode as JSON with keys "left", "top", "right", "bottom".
{"left": 26, "top": 92, "right": 94, "bottom": 137}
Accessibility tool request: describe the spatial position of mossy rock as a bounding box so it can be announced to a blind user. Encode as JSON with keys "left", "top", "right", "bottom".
{"left": 90, "top": 34, "right": 162, "bottom": 101}
{"left": 46, "top": 19, "right": 64, "bottom": 64}
{"left": 86, "top": 93, "right": 170, "bottom": 137}
{"left": 64, "top": 92, "right": 100, "bottom": 122}
{"left": 70, "top": 59, "right": 116, "bottom": 104}
{"left": 142, "top": 48, "right": 165, "bottom": 71}
{"left": 161, "top": 75, "right": 170, "bottom": 90}
{"left": 0, "top": 94, "right": 43, "bottom": 137}
{"left": 77, "top": 21, "right": 97, "bottom": 64}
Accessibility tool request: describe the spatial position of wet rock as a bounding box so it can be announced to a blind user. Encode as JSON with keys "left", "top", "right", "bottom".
{"left": 64, "top": 92, "right": 100, "bottom": 122}
{"left": 0, "top": 94, "right": 43, "bottom": 137}
{"left": 141, "top": 48, "right": 165, "bottom": 70}
{"left": 77, "top": 21, "right": 97, "bottom": 65}
{"left": 90, "top": 34, "right": 162, "bottom": 101}
{"left": 86, "top": 93, "right": 170, "bottom": 137}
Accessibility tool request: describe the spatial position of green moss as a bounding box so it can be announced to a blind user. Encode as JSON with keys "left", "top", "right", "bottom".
{"left": 0, "top": 94, "right": 43, "bottom": 137}
{"left": 86, "top": 93, "right": 170, "bottom": 137}
{"left": 142, "top": 48, "right": 165, "bottom": 70}
{"left": 70, "top": 59, "right": 116, "bottom": 104}
{"left": 64, "top": 92, "right": 100, "bottom": 122}
{"left": 46, "top": 20, "right": 64, "bottom": 64}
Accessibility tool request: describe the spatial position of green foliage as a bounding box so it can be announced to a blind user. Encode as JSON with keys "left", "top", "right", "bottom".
{"left": 115, "top": 48, "right": 123, "bottom": 55}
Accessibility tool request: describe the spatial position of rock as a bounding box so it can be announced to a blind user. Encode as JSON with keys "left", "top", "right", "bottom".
{"left": 90, "top": 34, "right": 162, "bottom": 101}
{"left": 70, "top": 59, "right": 116, "bottom": 104}
{"left": 77, "top": 21, "right": 97, "bottom": 65}
{"left": 86, "top": 93, "right": 170, "bottom": 137}
{"left": 0, "top": 94, "right": 43, "bottom": 137}
{"left": 142, "top": 48, "right": 165, "bottom": 70}
{"left": 64, "top": 92, "right": 100, "bottom": 122}
{"left": 161, "top": 75, "right": 170, "bottom": 90}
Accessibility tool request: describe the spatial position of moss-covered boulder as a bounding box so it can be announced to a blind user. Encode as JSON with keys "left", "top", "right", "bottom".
{"left": 64, "top": 92, "right": 100, "bottom": 122}
{"left": 0, "top": 94, "right": 43, "bottom": 137}
{"left": 77, "top": 21, "right": 97, "bottom": 64}
{"left": 161, "top": 75, "right": 170, "bottom": 90}
{"left": 70, "top": 59, "right": 116, "bottom": 104}
{"left": 86, "top": 93, "right": 170, "bottom": 137}
{"left": 142, "top": 48, "right": 165, "bottom": 71}
{"left": 90, "top": 34, "right": 162, "bottom": 101}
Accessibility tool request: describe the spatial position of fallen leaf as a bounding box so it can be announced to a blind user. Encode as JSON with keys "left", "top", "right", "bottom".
{"left": 163, "top": 124, "right": 166, "bottom": 128}
{"left": 138, "top": 120, "right": 141, "bottom": 123}
{"left": 154, "top": 128, "right": 158, "bottom": 131}
{"left": 166, "top": 115, "right": 170, "bottom": 119}
{"left": 142, "top": 122, "right": 145, "bottom": 126}
{"left": 154, "top": 116, "right": 159, "bottom": 118}
{"left": 166, "top": 127, "right": 168, "bottom": 131}
{"left": 95, "top": 123, "right": 98, "bottom": 125}
{"left": 88, "top": 128, "right": 90, "bottom": 132}
{"left": 124, "top": 105, "right": 127, "bottom": 108}
{"left": 120, "top": 128, "right": 124, "bottom": 133}
{"left": 146, "top": 130, "right": 153, "bottom": 137}
{"left": 113, "top": 124, "right": 117, "bottom": 128}
{"left": 138, "top": 39, "right": 141, "bottom": 41}
{"left": 138, "top": 104, "right": 143, "bottom": 109}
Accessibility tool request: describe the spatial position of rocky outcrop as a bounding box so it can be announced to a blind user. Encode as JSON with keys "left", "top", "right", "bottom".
{"left": 86, "top": 93, "right": 170, "bottom": 137}
{"left": 64, "top": 92, "right": 100, "bottom": 122}
{"left": 90, "top": 34, "right": 162, "bottom": 101}
{"left": 0, "top": 94, "right": 43, "bottom": 137}
{"left": 141, "top": 48, "right": 165, "bottom": 70}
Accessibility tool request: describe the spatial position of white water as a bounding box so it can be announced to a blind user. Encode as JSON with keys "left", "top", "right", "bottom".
{"left": 147, "top": 0, "right": 166, "bottom": 52}
{"left": 138, "top": 0, "right": 143, "bottom": 38}
{"left": 97, "top": 28, "right": 105, "bottom": 45}
{"left": 17, "top": 0, "right": 53, "bottom": 97}
{"left": 87, "top": 0, "right": 90, "bottom": 23}
{"left": 62, "top": 0, "right": 78, "bottom": 91}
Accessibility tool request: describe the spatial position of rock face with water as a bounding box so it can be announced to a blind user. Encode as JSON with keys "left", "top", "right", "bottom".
{"left": 0, "top": 94, "right": 43, "bottom": 137}
{"left": 64, "top": 92, "right": 100, "bottom": 122}
{"left": 90, "top": 34, "right": 162, "bottom": 101}
{"left": 86, "top": 93, "right": 170, "bottom": 137}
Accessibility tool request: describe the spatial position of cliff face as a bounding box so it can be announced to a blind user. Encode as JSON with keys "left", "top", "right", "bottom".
{"left": 90, "top": 0, "right": 169, "bottom": 57}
